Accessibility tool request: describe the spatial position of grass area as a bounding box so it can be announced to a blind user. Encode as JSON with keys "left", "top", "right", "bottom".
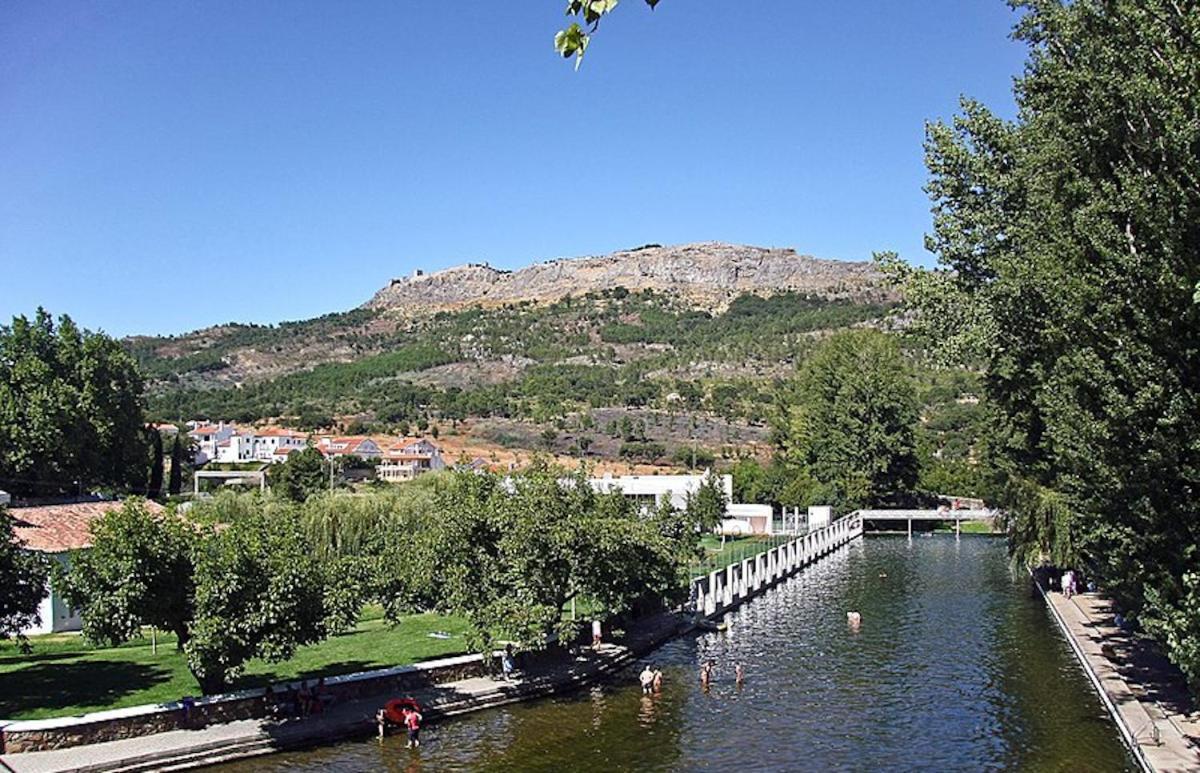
{"left": 932, "top": 520, "right": 998, "bottom": 534}
{"left": 0, "top": 606, "right": 470, "bottom": 721}
{"left": 690, "top": 533, "right": 794, "bottom": 579}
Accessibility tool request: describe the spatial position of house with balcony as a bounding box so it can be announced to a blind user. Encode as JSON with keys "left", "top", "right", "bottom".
{"left": 316, "top": 436, "right": 383, "bottom": 460}
{"left": 377, "top": 438, "right": 445, "bottom": 482}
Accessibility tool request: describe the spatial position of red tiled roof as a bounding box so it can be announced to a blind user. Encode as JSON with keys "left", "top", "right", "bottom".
{"left": 10, "top": 500, "right": 166, "bottom": 553}
{"left": 256, "top": 427, "right": 307, "bottom": 438}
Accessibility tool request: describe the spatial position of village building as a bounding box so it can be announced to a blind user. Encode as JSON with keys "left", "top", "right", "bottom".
{"left": 316, "top": 436, "right": 383, "bottom": 459}
{"left": 250, "top": 427, "right": 307, "bottom": 461}
{"left": 188, "top": 421, "right": 236, "bottom": 465}
{"left": 9, "top": 499, "right": 165, "bottom": 636}
{"left": 585, "top": 470, "right": 772, "bottom": 535}
{"left": 377, "top": 438, "right": 445, "bottom": 482}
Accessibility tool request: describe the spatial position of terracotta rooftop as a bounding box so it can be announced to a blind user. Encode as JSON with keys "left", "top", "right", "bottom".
{"left": 10, "top": 500, "right": 166, "bottom": 553}
{"left": 256, "top": 427, "right": 307, "bottom": 438}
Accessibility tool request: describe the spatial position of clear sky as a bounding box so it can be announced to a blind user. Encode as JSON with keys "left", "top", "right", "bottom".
{"left": 0, "top": 2, "right": 1027, "bottom": 337}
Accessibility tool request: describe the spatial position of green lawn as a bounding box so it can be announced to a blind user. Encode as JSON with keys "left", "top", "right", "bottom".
{"left": 932, "top": 520, "right": 999, "bottom": 534}
{"left": 690, "top": 534, "right": 794, "bottom": 579}
{"left": 0, "top": 607, "right": 470, "bottom": 720}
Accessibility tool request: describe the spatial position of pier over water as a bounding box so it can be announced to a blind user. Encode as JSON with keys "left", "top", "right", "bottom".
{"left": 217, "top": 536, "right": 1136, "bottom": 772}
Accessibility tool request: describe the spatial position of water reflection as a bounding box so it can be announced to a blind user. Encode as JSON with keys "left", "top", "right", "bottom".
{"left": 215, "top": 537, "right": 1135, "bottom": 772}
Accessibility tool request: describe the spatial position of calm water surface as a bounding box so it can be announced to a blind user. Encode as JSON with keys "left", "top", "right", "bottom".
{"left": 218, "top": 536, "right": 1134, "bottom": 772}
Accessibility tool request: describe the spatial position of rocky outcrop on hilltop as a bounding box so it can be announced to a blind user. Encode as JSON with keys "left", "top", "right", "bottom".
{"left": 364, "top": 242, "right": 890, "bottom": 314}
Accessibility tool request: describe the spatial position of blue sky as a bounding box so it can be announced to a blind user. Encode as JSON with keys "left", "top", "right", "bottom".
{"left": 0, "top": 2, "right": 1026, "bottom": 337}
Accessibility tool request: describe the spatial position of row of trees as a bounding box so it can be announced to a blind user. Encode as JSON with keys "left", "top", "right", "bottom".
{"left": 55, "top": 465, "right": 722, "bottom": 692}
{"left": 890, "top": 0, "right": 1200, "bottom": 691}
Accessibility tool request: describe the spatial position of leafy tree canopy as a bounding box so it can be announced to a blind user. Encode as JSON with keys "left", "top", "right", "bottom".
{"left": 892, "top": 0, "right": 1200, "bottom": 690}
{"left": 0, "top": 309, "right": 148, "bottom": 497}
{"left": 773, "top": 330, "right": 920, "bottom": 511}
{"left": 0, "top": 509, "right": 49, "bottom": 647}
{"left": 60, "top": 500, "right": 197, "bottom": 649}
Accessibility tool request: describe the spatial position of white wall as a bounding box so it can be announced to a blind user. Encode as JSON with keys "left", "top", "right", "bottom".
{"left": 21, "top": 552, "right": 80, "bottom": 637}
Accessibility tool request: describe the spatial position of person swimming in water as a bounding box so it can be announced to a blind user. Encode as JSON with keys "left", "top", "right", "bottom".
{"left": 735, "top": 663, "right": 744, "bottom": 686}
{"left": 652, "top": 669, "right": 663, "bottom": 692}
{"left": 639, "top": 665, "right": 656, "bottom": 695}
{"left": 700, "top": 660, "right": 714, "bottom": 688}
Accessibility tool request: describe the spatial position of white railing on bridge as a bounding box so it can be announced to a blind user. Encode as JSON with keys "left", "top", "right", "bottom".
{"left": 689, "top": 513, "right": 864, "bottom": 620}
{"left": 854, "top": 509, "right": 995, "bottom": 520}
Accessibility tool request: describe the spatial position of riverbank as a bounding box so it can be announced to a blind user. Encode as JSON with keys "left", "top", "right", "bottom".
{"left": 1037, "top": 579, "right": 1200, "bottom": 772}
{"left": 0, "top": 612, "right": 690, "bottom": 773}
{"left": 0, "top": 515, "right": 863, "bottom": 771}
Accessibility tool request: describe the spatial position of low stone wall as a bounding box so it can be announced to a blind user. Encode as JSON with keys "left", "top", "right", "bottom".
{"left": 0, "top": 652, "right": 495, "bottom": 754}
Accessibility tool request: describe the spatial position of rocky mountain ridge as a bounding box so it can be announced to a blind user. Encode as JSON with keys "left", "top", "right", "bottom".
{"left": 365, "top": 242, "right": 889, "bottom": 314}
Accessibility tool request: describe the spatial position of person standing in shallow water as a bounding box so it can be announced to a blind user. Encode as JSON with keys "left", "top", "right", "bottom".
{"left": 735, "top": 663, "right": 744, "bottom": 686}
{"left": 404, "top": 707, "right": 422, "bottom": 748}
{"left": 640, "top": 665, "right": 656, "bottom": 695}
{"left": 700, "top": 661, "right": 713, "bottom": 689}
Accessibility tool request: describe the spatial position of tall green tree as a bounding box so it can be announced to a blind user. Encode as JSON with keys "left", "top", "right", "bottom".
{"left": 0, "top": 509, "right": 49, "bottom": 647}
{"left": 774, "top": 330, "right": 920, "bottom": 511}
{"left": 0, "top": 309, "right": 148, "bottom": 497}
{"left": 186, "top": 509, "right": 352, "bottom": 693}
{"left": 60, "top": 500, "right": 197, "bottom": 649}
{"left": 378, "top": 466, "right": 684, "bottom": 654}
{"left": 685, "top": 474, "right": 728, "bottom": 533}
{"left": 61, "top": 499, "right": 354, "bottom": 693}
{"left": 146, "top": 428, "right": 164, "bottom": 500}
{"left": 896, "top": 0, "right": 1200, "bottom": 690}
{"left": 168, "top": 431, "right": 191, "bottom": 496}
{"left": 269, "top": 445, "right": 329, "bottom": 503}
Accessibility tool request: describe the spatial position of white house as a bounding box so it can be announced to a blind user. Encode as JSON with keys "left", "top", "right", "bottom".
{"left": 10, "top": 500, "right": 165, "bottom": 636}
{"left": 317, "top": 436, "right": 383, "bottom": 459}
{"left": 724, "top": 503, "right": 774, "bottom": 535}
{"left": 214, "top": 430, "right": 259, "bottom": 463}
{"left": 377, "top": 438, "right": 445, "bottom": 482}
{"left": 188, "top": 421, "right": 236, "bottom": 465}
{"left": 251, "top": 427, "right": 308, "bottom": 461}
{"left": 587, "top": 470, "right": 734, "bottom": 512}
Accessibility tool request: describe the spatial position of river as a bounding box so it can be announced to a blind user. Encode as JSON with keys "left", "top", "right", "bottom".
{"left": 215, "top": 535, "right": 1135, "bottom": 772}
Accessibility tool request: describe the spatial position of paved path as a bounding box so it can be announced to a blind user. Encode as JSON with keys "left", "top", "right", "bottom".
{"left": 1043, "top": 587, "right": 1200, "bottom": 772}
{"left": 1, "top": 613, "right": 687, "bottom": 773}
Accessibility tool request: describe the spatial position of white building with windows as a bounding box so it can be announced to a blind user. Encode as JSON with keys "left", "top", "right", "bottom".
{"left": 252, "top": 427, "right": 308, "bottom": 461}
{"left": 317, "top": 436, "right": 383, "bottom": 459}
{"left": 378, "top": 438, "right": 445, "bottom": 482}
{"left": 587, "top": 470, "right": 733, "bottom": 511}
{"left": 189, "top": 422, "right": 236, "bottom": 465}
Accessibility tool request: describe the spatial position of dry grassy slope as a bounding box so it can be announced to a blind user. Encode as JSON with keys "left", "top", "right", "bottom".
{"left": 365, "top": 241, "right": 890, "bottom": 314}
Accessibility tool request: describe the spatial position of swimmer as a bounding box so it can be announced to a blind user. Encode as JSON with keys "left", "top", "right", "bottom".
{"left": 700, "top": 660, "right": 713, "bottom": 688}
{"left": 639, "top": 665, "right": 656, "bottom": 695}
{"left": 735, "top": 663, "right": 744, "bottom": 686}
{"left": 847, "top": 611, "right": 862, "bottom": 630}
{"left": 652, "top": 669, "right": 663, "bottom": 692}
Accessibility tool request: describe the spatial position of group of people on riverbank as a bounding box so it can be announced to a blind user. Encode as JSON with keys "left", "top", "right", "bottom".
{"left": 260, "top": 678, "right": 332, "bottom": 719}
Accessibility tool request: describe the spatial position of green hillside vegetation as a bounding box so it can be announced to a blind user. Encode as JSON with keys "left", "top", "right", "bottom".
{"left": 140, "top": 290, "right": 893, "bottom": 427}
